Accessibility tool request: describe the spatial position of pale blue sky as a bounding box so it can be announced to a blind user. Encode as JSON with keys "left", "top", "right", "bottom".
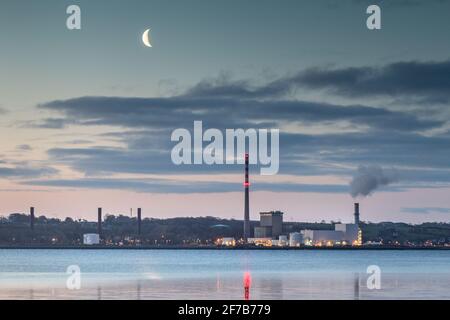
{"left": 2, "top": 0, "right": 450, "bottom": 105}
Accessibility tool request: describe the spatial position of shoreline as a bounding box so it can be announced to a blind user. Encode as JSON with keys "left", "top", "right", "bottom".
{"left": 0, "top": 245, "right": 449, "bottom": 250}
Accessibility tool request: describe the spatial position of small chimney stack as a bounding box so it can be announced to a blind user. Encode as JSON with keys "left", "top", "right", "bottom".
{"left": 30, "top": 207, "right": 35, "bottom": 231}
{"left": 137, "top": 208, "right": 142, "bottom": 235}
{"left": 97, "top": 207, "right": 102, "bottom": 236}
{"left": 354, "top": 203, "right": 360, "bottom": 226}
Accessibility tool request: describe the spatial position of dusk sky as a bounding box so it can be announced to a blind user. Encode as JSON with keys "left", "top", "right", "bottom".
{"left": 1, "top": 0, "right": 450, "bottom": 223}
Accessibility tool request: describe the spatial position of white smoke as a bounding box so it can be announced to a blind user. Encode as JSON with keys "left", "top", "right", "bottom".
{"left": 350, "top": 165, "right": 398, "bottom": 198}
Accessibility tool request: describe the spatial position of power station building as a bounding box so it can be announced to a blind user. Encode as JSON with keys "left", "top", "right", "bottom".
{"left": 254, "top": 211, "right": 284, "bottom": 238}
{"left": 254, "top": 211, "right": 284, "bottom": 239}
{"left": 301, "top": 203, "right": 362, "bottom": 246}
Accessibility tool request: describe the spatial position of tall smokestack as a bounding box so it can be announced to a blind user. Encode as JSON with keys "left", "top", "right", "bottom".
{"left": 97, "top": 208, "right": 102, "bottom": 236}
{"left": 137, "top": 208, "right": 142, "bottom": 235}
{"left": 354, "top": 203, "right": 360, "bottom": 226}
{"left": 243, "top": 153, "right": 250, "bottom": 242}
{"left": 30, "top": 207, "right": 35, "bottom": 231}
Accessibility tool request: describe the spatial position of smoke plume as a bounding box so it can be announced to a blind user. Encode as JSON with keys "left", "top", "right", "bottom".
{"left": 350, "top": 165, "right": 398, "bottom": 197}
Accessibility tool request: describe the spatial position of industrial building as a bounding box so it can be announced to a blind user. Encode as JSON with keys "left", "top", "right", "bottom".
{"left": 259, "top": 211, "right": 283, "bottom": 238}
{"left": 301, "top": 203, "right": 362, "bottom": 246}
{"left": 302, "top": 229, "right": 344, "bottom": 246}
{"left": 252, "top": 211, "right": 284, "bottom": 239}
{"left": 289, "top": 232, "right": 302, "bottom": 247}
{"left": 247, "top": 204, "right": 362, "bottom": 247}
{"left": 247, "top": 211, "right": 285, "bottom": 246}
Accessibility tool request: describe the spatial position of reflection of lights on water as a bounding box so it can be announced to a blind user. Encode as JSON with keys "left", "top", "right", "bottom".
{"left": 244, "top": 272, "right": 251, "bottom": 287}
{"left": 243, "top": 272, "right": 251, "bottom": 300}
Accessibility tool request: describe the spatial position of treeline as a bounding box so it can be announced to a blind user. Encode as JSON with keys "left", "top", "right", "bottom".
{"left": 0, "top": 213, "right": 246, "bottom": 245}
{"left": 0, "top": 213, "right": 450, "bottom": 245}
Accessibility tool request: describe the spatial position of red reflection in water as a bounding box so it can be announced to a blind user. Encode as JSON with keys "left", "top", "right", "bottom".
{"left": 243, "top": 272, "right": 251, "bottom": 300}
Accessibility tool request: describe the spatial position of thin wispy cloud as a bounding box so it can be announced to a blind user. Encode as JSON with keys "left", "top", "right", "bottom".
{"left": 401, "top": 207, "right": 450, "bottom": 214}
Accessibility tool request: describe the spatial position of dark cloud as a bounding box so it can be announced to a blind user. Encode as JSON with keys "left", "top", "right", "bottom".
{"left": 281, "top": 131, "right": 450, "bottom": 169}
{"left": 30, "top": 60, "right": 450, "bottom": 193}
{"left": 295, "top": 60, "right": 450, "bottom": 101}
{"left": 47, "top": 146, "right": 169, "bottom": 175}
{"left": 39, "top": 96, "right": 442, "bottom": 132}
{"left": 29, "top": 118, "right": 69, "bottom": 129}
{"left": 185, "top": 60, "right": 450, "bottom": 103}
{"left": 40, "top": 128, "right": 450, "bottom": 191}
{"left": 37, "top": 61, "right": 450, "bottom": 134}
{"left": 36, "top": 102, "right": 450, "bottom": 190}
{"left": 0, "top": 165, "right": 57, "bottom": 178}
{"left": 67, "top": 139, "right": 94, "bottom": 145}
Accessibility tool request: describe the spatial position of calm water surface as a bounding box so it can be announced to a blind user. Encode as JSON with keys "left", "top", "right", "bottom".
{"left": 0, "top": 249, "right": 449, "bottom": 299}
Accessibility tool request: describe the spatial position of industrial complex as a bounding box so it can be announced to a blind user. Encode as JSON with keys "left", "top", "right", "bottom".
{"left": 220, "top": 152, "right": 363, "bottom": 247}
{"left": 25, "top": 152, "right": 363, "bottom": 247}
{"left": 19, "top": 152, "right": 363, "bottom": 248}
{"left": 242, "top": 203, "right": 362, "bottom": 247}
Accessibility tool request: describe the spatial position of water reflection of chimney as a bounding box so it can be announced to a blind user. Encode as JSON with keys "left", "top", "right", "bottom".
{"left": 97, "top": 286, "right": 102, "bottom": 300}
{"left": 137, "top": 281, "right": 141, "bottom": 300}
{"left": 354, "top": 273, "right": 360, "bottom": 300}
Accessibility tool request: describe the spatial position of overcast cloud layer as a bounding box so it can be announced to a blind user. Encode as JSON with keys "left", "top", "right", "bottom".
{"left": 5, "top": 60, "right": 442, "bottom": 194}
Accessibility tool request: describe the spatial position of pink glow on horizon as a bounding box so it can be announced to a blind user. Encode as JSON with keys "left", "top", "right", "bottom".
{"left": 0, "top": 188, "right": 449, "bottom": 223}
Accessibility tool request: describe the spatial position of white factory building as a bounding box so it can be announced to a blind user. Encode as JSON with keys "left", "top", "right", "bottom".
{"left": 247, "top": 203, "right": 363, "bottom": 247}
{"left": 302, "top": 223, "right": 361, "bottom": 246}
{"left": 301, "top": 203, "right": 362, "bottom": 246}
{"left": 289, "top": 232, "right": 302, "bottom": 247}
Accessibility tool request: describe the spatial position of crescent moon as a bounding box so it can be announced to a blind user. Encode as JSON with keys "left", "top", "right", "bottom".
{"left": 142, "top": 29, "right": 152, "bottom": 47}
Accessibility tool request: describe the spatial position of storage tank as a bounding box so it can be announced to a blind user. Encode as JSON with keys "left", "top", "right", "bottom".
{"left": 278, "top": 235, "right": 288, "bottom": 246}
{"left": 289, "top": 232, "right": 302, "bottom": 247}
{"left": 83, "top": 233, "right": 100, "bottom": 245}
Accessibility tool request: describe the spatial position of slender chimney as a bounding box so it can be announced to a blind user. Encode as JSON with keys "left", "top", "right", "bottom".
{"left": 97, "top": 207, "right": 102, "bottom": 236}
{"left": 354, "top": 203, "right": 360, "bottom": 226}
{"left": 243, "top": 153, "right": 250, "bottom": 242}
{"left": 137, "top": 208, "right": 142, "bottom": 235}
{"left": 30, "top": 207, "right": 35, "bottom": 231}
